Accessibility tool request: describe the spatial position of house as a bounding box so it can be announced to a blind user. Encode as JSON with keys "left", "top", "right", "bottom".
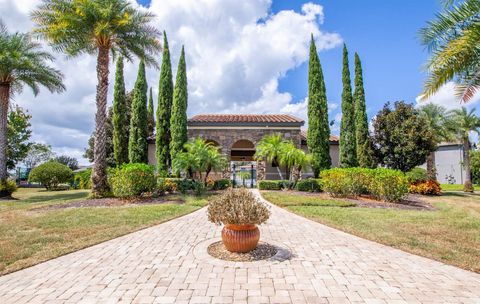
{"left": 147, "top": 114, "right": 466, "bottom": 184}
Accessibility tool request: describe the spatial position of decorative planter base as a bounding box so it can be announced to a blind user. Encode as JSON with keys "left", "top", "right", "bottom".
{"left": 221, "top": 224, "right": 260, "bottom": 253}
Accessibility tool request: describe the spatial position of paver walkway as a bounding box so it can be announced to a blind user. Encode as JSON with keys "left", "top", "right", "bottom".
{"left": 0, "top": 190, "right": 479, "bottom": 304}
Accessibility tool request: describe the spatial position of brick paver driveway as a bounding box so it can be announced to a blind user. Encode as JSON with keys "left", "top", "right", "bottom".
{"left": 1, "top": 190, "right": 479, "bottom": 304}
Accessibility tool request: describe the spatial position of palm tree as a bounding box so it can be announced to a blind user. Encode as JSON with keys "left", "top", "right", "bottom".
{"left": 254, "top": 134, "right": 286, "bottom": 180}
{"left": 419, "top": 0, "right": 480, "bottom": 102}
{"left": 172, "top": 138, "right": 227, "bottom": 183}
{"left": 279, "top": 142, "right": 310, "bottom": 187}
{"left": 0, "top": 22, "right": 64, "bottom": 197}
{"left": 450, "top": 107, "right": 480, "bottom": 192}
{"left": 418, "top": 103, "right": 454, "bottom": 180}
{"left": 32, "top": 0, "right": 161, "bottom": 197}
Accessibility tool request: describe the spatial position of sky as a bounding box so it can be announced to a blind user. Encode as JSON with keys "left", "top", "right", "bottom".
{"left": 1, "top": 0, "right": 478, "bottom": 165}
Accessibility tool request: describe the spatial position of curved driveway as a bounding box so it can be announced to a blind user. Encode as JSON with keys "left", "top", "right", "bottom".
{"left": 0, "top": 189, "right": 479, "bottom": 304}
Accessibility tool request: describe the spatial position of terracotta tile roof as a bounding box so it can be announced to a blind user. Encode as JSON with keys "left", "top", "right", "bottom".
{"left": 300, "top": 130, "right": 339, "bottom": 142}
{"left": 188, "top": 114, "right": 304, "bottom": 124}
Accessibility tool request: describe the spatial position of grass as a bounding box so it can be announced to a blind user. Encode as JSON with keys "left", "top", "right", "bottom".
{"left": 0, "top": 188, "right": 213, "bottom": 276}
{"left": 440, "top": 184, "right": 480, "bottom": 191}
{"left": 261, "top": 190, "right": 480, "bottom": 273}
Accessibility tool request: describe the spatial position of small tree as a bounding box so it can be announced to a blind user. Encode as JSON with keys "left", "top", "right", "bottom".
{"left": 7, "top": 104, "right": 32, "bottom": 170}
{"left": 128, "top": 60, "right": 148, "bottom": 163}
{"left": 54, "top": 155, "right": 79, "bottom": 170}
{"left": 172, "top": 138, "right": 227, "bottom": 183}
{"left": 449, "top": 107, "right": 480, "bottom": 192}
{"left": 28, "top": 161, "right": 73, "bottom": 190}
{"left": 112, "top": 57, "right": 129, "bottom": 166}
{"left": 339, "top": 44, "right": 357, "bottom": 167}
{"left": 156, "top": 31, "right": 173, "bottom": 175}
{"left": 418, "top": 103, "right": 454, "bottom": 180}
{"left": 147, "top": 87, "right": 155, "bottom": 137}
{"left": 354, "top": 53, "right": 370, "bottom": 167}
{"left": 254, "top": 134, "right": 286, "bottom": 180}
{"left": 170, "top": 46, "right": 189, "bottom": 163}
{"left": 23, "top": 143, "right": 54, "bottom": 169}
{"left": 372, "top": 101, "right": 435, "bottom": 172}
{"left": 307, "top": 35, "right": 331, "bottom": 176}
{"left": 279, "top": 142, "right": 309, "bottom": 187}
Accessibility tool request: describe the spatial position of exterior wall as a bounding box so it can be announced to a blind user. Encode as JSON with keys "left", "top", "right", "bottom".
{"left": 420, "top": 144, "right": 466, "bottom": 184}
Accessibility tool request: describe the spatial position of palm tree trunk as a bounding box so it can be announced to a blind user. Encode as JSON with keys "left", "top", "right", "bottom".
{"left": 91, "top": 47, "right": 110, "bottom": 197}
{"left": 426, "top": 151, "right": 437, "bottom": 181}
{"left": 463, "top": 138, "right": 474, "bottom": 192}
{"left": 0, "top": 84, "right": 9, "bottom": 194}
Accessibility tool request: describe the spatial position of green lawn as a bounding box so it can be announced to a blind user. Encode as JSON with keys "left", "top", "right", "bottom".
{"left": 0, "top": 188, "right": 213, "bottom": 275}
{"left": 440, "top": 184, "right": 480, "bottom": 191}
{"left": 261, "top": 190, "right": 480, "bottom": 273}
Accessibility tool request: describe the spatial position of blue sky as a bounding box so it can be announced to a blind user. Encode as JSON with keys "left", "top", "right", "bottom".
{"left": 139, "top": 0, "right": 440, "bottom": 120}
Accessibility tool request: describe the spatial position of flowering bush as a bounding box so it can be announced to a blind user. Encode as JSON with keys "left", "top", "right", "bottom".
{"left": 208, "top": 188, "right": 270, "bottom": 225}
{"left": 409, "top": 180, "right": 442, "bottom": 195}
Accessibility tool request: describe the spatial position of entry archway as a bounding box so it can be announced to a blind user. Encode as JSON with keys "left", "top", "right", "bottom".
{"left": 230, "top": 140, "right": 256, "bottom": 187}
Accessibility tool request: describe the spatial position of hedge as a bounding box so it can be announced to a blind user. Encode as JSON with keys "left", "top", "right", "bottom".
{"left": 109, "top": 163, "right": 156, "bottom": 198}
{"left": 258, "top": 180, "right": 289, "bottom": 190}
{"left": 320, "top": 167, "right": 408, "bottom": 202}
{"left": 295, "top": 179, "right": 322, "bottom": 192}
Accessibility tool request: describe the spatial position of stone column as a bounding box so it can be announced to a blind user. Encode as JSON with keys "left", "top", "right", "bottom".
{"left": 257, "top": 159, "right": 266, "bottom": 181}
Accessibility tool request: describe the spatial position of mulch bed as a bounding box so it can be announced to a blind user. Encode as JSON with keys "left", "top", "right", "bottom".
{"left": 33, "top": 196, "right": 185, "bottom": 211}
{"left": 274, "top": 190, "right": 435, "bottom": 211}
{"left": 208, "top": 241, "right": 278, "bottom": 262}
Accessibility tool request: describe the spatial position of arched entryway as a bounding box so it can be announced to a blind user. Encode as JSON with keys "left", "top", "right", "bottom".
{"left": 230, "top": 140, "right": 257, "bottom": 187}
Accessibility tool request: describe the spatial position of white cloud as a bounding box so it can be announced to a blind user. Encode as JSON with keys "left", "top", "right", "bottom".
{"left": 0, "top": 0, "right": 342, "bottom": 165}
{"left": 415, "top": 81, "right": 480, "bottom": 110}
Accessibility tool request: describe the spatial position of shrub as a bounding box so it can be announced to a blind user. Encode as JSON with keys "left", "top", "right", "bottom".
{"left": 28, "top": 161, "right": 73, "bottom": 191}
{"left": 320, "top": 167, "right": 408, "bottom": 202}
{"left": 207, "top": 188, "right": 270, "bottom": 225}
{"left": 214, "top": 179, "right": 231, "bottom": 190}
{"left": 109, "top": 163, "right": 156, "bottom": 198}
{"left": 74, "top": 168, "right": 92, "bottom": 189}
{"left": 157, "top": 178, "right": 177, "bottom": 193}
{"left": 0, "top": 179, "right": 17, "bottom": 196}
{"left": 406, "top": 167, "right": 428, "bottom": 183}
{"left": 295, "top": 179, "right": 322, "bottom": 192}
{"left": 320, "top": 168, "right": 370, "bottom": 197}
{"left": 368, "top": 168, "right": 409, "bottom": 202}
{"left": 409, "top": 180, "right": 442, "bottom": 195}
{"left": 176, "top": 179, "right": 194, "bottom": 194}
{"left": 258, "top": 180, "right": 288, "bottom": 190}
{"left": 193, "top": 180, "right": 206, "bottom": 196}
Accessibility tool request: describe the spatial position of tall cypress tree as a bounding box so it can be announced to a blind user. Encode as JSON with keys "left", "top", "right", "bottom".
{"left": 147, "top": 87, "right": 155, "bottom": 136}
{"left": 339, "top": 44, "right": 358, "bottom": 167}
{"left": 112, "top": 57, "right": 129, "bottom": 166}
{"left": 170, "top": 46, "right": 188, "bottom": 163}
{"left": 307, "top": 35, "right": 331, "bottom": 177}
{"left": 156, "top": 31, "right": 173, "bottom": 174}
{"left": 353, "top": 53, "right": 372, "bottom": 168}
{"left": 128, "top": 60, "right": 148, "bottom": 163}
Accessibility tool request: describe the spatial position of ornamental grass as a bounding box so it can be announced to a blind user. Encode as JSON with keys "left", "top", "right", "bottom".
{"left": 208, "top": 188, "right": 270, "bottom": 225}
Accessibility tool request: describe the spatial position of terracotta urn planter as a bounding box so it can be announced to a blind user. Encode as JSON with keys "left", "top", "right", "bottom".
{"left": 221, "top": 224, "right": 260, "bottom": 253}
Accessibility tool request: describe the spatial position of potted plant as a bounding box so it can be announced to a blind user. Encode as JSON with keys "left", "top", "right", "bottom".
{"left": 207, "top": 188, "right": 270, "bottom": 253}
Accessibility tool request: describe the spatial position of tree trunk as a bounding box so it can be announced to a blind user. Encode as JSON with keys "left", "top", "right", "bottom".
{"left": 91, "top": 47, "right": 110, "bottom": 197}
{"left": 463, "top": 138, "right": 474, "bottom": 192}
{"left": 426, "top": 151, "right": 436, "bottom": 181}
{"left": 0, "top": 84, "right": 9, "bottom": 195}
